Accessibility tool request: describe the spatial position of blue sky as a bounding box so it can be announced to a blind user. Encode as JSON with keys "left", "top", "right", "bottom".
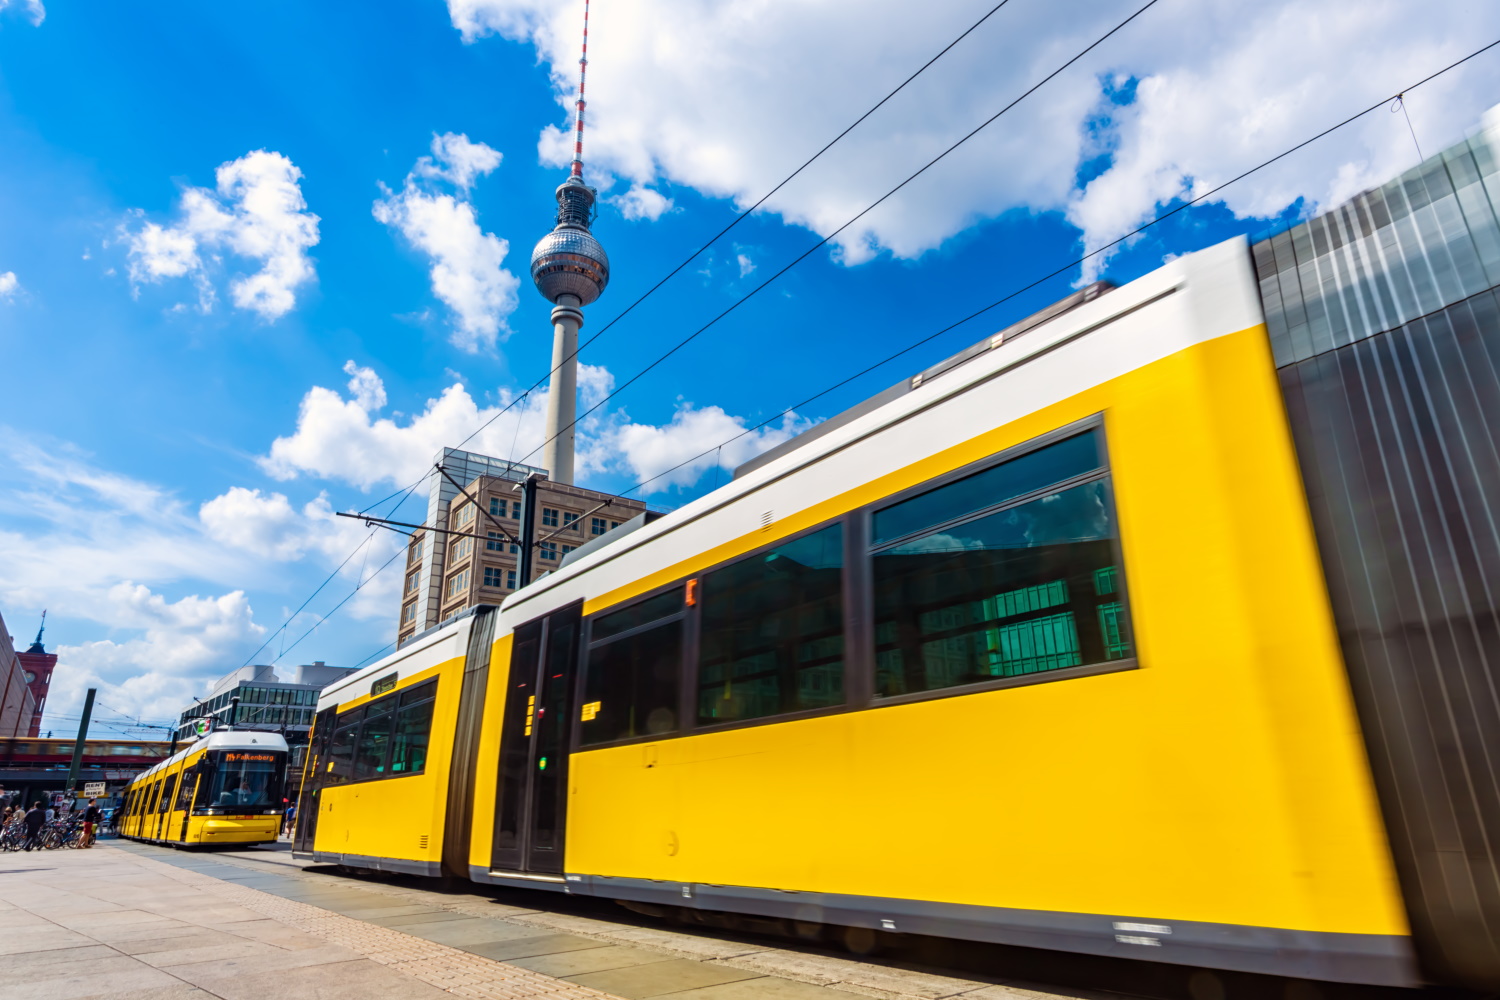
{"left": 2, "top": 0, "right": 1496, "bottom": 735}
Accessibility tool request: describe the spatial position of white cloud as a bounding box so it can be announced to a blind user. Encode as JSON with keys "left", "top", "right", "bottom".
{"left": 260, "top": 360, "right": 800, "bottom": 496}
{"left": 374, "top": 132, "right": 520, "bottom": 353}
{"left": 49, "top": 584, "right": 265, "bottom": 726}
{"left": 126, "top": 150, "right": 320, "bottom": 319}
{"left": 416, "top": 132, "right": 504, "bottom": 192}
{"left": 260, "top": 361, "right": 607, "bottom": 489}
{"left": 606, "top": 404, "right": 813, "bottom": 492}
{"left": 612, "top": 184, "right": 673, "bottom": 221}
{"left": 0, "top": 0, "right": 44, "bottom": 26}
{"left": 736, "top": 253, "right": 756, "bottom": 279}
{"left": 0, "top": 432, "right": 401, "bottom": 727}
{"left": 448, "top": 0, "right": 1500, "bottom": 275}
{"left": 0, "top": 271, "right": 18, "bottom": 301}
{"left": 342, "top": 360, "right": 388, "bottom": 413}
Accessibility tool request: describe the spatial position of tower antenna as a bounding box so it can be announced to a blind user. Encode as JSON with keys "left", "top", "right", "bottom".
{"left": 529, "top": 0, "right": 610, "bottom": 487}
{"left": 570, "top": 0, "right": 590, "bottom": 179}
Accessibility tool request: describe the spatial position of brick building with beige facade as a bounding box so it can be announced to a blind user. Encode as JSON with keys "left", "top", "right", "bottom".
{"left": 396, "top": 448, "right": 647, "bottom": 648}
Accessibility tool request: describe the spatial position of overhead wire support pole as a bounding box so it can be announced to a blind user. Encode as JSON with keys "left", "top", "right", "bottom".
{"left": 334, "top": 511, "right": 496, "bottom": 543}
{"left": 66, "top": 687, "right": 96, "bottom": 794}
{"left": 433, "top": 463, "right": 523, "bottom": 546}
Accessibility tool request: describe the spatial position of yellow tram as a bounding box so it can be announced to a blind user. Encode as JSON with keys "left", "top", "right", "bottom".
{"left": 120, "top": 729, "right": 288, "bottom": 847}
{"left": 293, "top": 123, "right": 1500, "bottom": 993}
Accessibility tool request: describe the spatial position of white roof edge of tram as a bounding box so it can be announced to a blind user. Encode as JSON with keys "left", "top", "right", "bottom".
{"left": 496, "top": 234, "right": 1261, "bottom": 622}
{"left": 134, "top": 729, "right": 290, "bottom": 783}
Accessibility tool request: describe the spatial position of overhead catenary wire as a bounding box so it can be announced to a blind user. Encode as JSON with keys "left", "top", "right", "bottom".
{"left": 245, "top": 0, "right": 1036, "bottom": 673}
{"left": 268, "top": 545, "right": 407, "bottom": 668}
{"left": 510, "top": 0, "right": 1164, "bottom": 474}
{"left": 438, "top": 0, "right": 1025, "bottom": 463}
{"left": 604, "top": 37, "right": 1500, "bottom": 505}
{"left": 245, "top": 31, "right": 1499, "bottom": 683}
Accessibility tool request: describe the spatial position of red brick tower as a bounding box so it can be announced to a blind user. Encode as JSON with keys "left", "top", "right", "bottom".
{"left": 17, "top": 613, "right": 56, "bottom": 738}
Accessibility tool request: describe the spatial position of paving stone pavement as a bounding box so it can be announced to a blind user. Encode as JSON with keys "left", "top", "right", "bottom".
{"left": 2, "top": 840, "right": 1112, "bottom": 1000}
{"left": 0, "top": 844, "right": 624, "bottom": 1000}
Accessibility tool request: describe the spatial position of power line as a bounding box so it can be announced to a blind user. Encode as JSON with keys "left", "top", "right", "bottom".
{"left": 440, "top": 0, "right": 1025, "bottom": 462}
{"left": 235, "top": 473, "right": 426, "bottom": 669}
{"left": 511, "top": 0, "right": 1163, "bottom": 473}
{"left": 263, "top": 0, "right": 1161, "bottom": 674}
{"left": 269, "top": 545, "right": 407, "bottom": 668}
{"left": 602, "top": 36, "right": 1500, "bottom": 505}
{"left": 260, "top": 5, "right": 1033, "bottom": 673}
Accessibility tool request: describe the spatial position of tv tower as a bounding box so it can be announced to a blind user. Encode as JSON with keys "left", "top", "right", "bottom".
{"left": 530, "top": 0, "right": 609, "bottom": 486}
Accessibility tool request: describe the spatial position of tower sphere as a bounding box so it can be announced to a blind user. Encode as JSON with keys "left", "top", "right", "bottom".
{"left": 531, "top": 177, "right": 610, "bottom": 306}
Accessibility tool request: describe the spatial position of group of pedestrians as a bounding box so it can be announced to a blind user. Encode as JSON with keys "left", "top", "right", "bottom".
{"left": 1, "top": 793, "right": 104, "bottom": 851}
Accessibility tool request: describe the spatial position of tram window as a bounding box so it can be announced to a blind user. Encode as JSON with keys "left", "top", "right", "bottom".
{"left": 355, "top": 700, "right": 394, "bottom": 780}
{"left": 175, "top": 768, "right": 196, "bottom": 811}
{"left": 590, "top": 587, "right": 683, "bottom": 641}
{"left": 698, "top": 523, "right": 845, "bottom": 724}
{"left": 581, "top": 615, "right": 683, "bottom": 745}
{"left": 871, "top": 430, "right": 1104, "bottom": 546}
{"left": 390, "top": 681, "right": 436, "bottom": 774}
{"left": 329, "top": 713, "right": 359, "bottom": 784}
{"left": 157, "top": 778, "right": 173, "bottom": 813}
{"left": 872, "top": 435, "right": 1133, "bottom": 698}
{"left": 206, "top": 753, "right": 282, "bottom": 808}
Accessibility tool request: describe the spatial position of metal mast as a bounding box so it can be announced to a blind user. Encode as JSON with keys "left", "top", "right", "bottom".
{"left": 530, "top": 0, "right": 609, "bottom": 486}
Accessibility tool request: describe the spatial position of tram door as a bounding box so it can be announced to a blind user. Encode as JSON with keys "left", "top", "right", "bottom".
{"left": 492, "top": 602, "right": 581, "bottom": 875}
{"left": 294, "top": 707, "right": 337, "bottom": 854}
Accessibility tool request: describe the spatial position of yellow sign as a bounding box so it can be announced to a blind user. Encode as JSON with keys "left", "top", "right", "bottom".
{"left": 225, "top": 753, "right": 276, "bottom": 763}
{"left": 581, "top": 701, "right": 601, "bottom": 721}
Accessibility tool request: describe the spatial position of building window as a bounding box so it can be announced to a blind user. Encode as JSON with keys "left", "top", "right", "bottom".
{"left": 483, "top": 566, "right": 504, "bottom": 588}
{"left": 510, "top": 500, "right": 521, "bottom": 519}
{"left": 539, "top": 541, "right": 558, "bottom": 561}
{"left": 445, "top": 569, "right": 470, "bottom": 599}
{"left": 542, "top": 507, "right": 559, "bottom": 527}
{"left": 408, "top": 538, "right": 423, "bottom": 565}
{"left": 870, "top": 428, "right": 1131, "bottom": 697}
{"left": 611, "top": 520, "right": 621, "bottom": 530}
{"left": 506, "top": 569, "right": 517, "bottom": 589}
{"left": 510, "top": 543, "right": 521, "bottom": 555}
{"left": 453, "top": 502, "right": 475, "bottom": 528}
{"left": 486, "top": 531, "right": 504, "bottom": 552}
{"left": 563, "top": 511, "right": 578, "bottom": 528}
{"left": 402, "top": 601, "right": 416, "bottom": 624}
{"left": 581, "top": 587, "right": 685, "bottom": 746}
{"left": 591, "top": 517, "right": 607, "bottom": 536}
{"left": 488, "top": 497, "right": 504, "bottom": 518}
{"left": 698, "top": 523, "right": 845, "bottom": 725}
{"left": 451, "top": 535, "right": 473, "bottom": 561}
{"left": 561, "top": 545, "right": 575, "bottom": 558}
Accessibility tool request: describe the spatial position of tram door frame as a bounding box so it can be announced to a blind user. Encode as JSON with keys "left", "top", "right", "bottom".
{"left": 491, "top": 601, "right": 582, "bottom": 875}
{"left": 294, "top": 707, "right": 337, "bottom": 854}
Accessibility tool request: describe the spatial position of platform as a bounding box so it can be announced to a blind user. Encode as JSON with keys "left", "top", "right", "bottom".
{"left": 0, "top": 841, "right": 1086, "bottom": 1000}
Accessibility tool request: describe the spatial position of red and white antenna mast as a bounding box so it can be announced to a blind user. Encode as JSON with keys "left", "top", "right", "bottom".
{"left": 570, "top": 0, "right": 590, "bottom": 179}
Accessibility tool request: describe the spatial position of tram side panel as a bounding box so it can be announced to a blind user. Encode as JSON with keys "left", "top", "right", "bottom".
{"left": 305, "top": 621, "right": 473, "bottom": 875}
{"left": 536, "top": 241, "right": 1412, "bottom": 985}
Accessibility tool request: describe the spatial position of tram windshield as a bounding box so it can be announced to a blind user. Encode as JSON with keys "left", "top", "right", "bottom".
{"left": 206, "top": 750, "right": 284, "bottom": 810}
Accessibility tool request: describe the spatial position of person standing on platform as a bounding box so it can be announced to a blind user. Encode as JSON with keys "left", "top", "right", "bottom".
{"left": 82, "top": 798, "right": 101, "bottom": 848}
{"left": 21, "top": 801, "right": 44, "bottom": 851}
